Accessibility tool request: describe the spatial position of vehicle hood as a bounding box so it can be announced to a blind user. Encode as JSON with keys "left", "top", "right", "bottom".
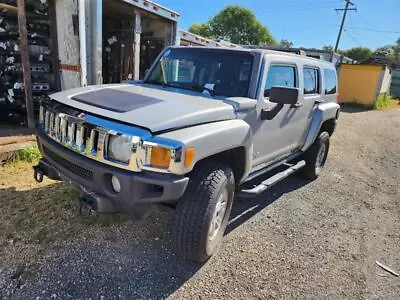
{"left": 50, "top": 83, "right": 251, "bottom": 133}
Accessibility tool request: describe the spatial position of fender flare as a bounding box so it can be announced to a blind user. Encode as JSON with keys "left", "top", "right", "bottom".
{"left": 302, "top": 102, "right": 340, "bottom": 151}
{"left": 158, "top": 119, "right": 253, "bottom": 182}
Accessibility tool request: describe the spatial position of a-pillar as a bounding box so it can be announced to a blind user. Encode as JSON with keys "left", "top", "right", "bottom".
{"left": 134, "top": 11, "right": 141, "bottom": 80}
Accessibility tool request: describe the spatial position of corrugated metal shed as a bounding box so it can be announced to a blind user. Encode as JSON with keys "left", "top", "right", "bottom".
{"left": 338, "top": 64, "right": 392, "bottom": 105}
{"left": 390, "top": 68, "right": 400, "bottom": 98}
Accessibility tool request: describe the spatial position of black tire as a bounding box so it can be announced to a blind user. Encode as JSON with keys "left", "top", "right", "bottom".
{"left": 301, "top": 131, "right": 330, "bottom": 180}
{"left": 174, "top": 162, "right": 235, "bottom": 262}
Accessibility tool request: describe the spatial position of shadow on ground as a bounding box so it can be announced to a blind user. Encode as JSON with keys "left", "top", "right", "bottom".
{"left": 0, "top": 122, "right": 34, "bottom": 138}
{"left": 339, "top": 105, "right": 372, "bottom": 114}
{"left": 228, "top": 174, "right": 309, "bottom": 235}
{"left": 1, "top": 173, "right": 309, "bottom": 299}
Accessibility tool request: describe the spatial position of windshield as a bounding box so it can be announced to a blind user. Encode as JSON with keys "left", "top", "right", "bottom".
{"left": 145, "top": 48, "right": 254, "bottom": 97}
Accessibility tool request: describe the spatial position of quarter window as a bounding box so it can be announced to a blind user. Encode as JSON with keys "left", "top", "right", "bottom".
{"left": 324, "top": 69, "right": 337, "bottom": 94}
{"left": 264, "top": 65, "right": 296, "bottom": 97}
{"left": 303, "top": 67, "right": 319, "bottom": 95}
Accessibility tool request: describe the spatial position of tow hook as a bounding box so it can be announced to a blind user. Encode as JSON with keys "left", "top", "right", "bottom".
{"left": 33, "top": 165, "right": 44, "bottom": 183}
{"left": 77, "top": 195, "right": 96, "bottom": 217}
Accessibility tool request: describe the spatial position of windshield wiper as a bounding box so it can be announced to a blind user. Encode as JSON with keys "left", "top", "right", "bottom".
{"left": 146, "top": 81, "right": 199, "bottom": 91}
{"left": 144, "top": 79, "right": 166, "bottom": 87}
{"left": 165, "top": 82, "right": 202, "bottom": 91}
{"left": 144, "top": 81, "right": 215, "bottom": 96}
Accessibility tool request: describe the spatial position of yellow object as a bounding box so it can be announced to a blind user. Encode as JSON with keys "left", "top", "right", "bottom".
{"left": 338, "top": 64, "right": 384, "bottom": 105}
{"left": 151, "top": 147, "right": 171, "bottom": 168}
{"left": 184, "top": 147, "right": 196, "bottom": 168}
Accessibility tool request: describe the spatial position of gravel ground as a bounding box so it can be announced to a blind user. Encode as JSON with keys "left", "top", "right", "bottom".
{"left": 1, "top": 107, "right": 400, "bottom": 299}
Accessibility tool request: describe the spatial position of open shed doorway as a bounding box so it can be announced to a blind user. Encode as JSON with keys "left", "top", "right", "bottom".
{"left": 102, "top": 0, "right": 176, "bottom": 83}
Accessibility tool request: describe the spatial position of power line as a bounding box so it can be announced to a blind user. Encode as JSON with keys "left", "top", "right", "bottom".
{"left": 274, "top": 25, "right": 340, "bottom": 32}
{"left": 355, "top": 10, "right": 370, "bottom": 27}
{"left": 347, "top": 12, "right": 367, "bottom": 43}
{"left": 334, "top": 0, "right": 357, "bottom": 52}
{"left": 344, "top": 29, "right": 361, "bottom": 46}
{"left": 345, "top": 26, "right": 400, "bottom": 34}
{"left": 260, "top": 1, "right": 341, "bottom": 13}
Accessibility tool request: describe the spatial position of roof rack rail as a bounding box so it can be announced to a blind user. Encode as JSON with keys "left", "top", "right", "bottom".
{"left": 240, "top": 45, "right": 307, "bottom": 56}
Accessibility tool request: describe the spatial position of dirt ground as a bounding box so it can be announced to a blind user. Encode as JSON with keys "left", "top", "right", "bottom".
{"left": 0, "top": 107, "right": 399, "bottom": 299}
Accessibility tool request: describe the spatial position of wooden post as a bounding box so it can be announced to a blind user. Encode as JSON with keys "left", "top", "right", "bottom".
{"left": 48, "top": 0, "right": 60, "bottom": 92}
{"left": 16, "top": 0, "right": 35, "bottom": 128}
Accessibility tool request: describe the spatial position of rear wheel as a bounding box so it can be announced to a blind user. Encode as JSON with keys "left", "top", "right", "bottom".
{"left": 301, "top": 131, "right": 330, "bottom": 180}
{"left": 174, "top": 162, "right": 235, "bottom": 262}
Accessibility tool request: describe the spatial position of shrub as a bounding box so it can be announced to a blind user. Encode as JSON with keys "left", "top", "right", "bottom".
{"left": 373, "top": 93, "right": 390, "bottom": 110}
{"left": 14, "top": 145, "right": 42, "bottom": 163}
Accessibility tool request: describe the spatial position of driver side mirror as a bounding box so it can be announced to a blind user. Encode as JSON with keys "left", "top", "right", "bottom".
{"left": 267, "top": 86, "right": 299, "bottom": 105}
{"left": 261, "top": 87, "right": 300, "bottom": 120}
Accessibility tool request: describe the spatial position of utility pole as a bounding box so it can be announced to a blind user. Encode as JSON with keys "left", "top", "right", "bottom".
{"left": 17, "top": 0, "right": 35, "bottom": 128}
{"left": 334, "top": 0, "right": 357, "bottom": 52}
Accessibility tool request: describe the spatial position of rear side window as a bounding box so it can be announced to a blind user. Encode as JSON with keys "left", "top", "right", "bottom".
{"left": 303, "top": 67, "right": 319, "bottom": 94}
{"left": 324, "top": 69, "right": 337, "bottom": 94}
{"left": 264, "top": 65, "right": 296, "bottom": 97}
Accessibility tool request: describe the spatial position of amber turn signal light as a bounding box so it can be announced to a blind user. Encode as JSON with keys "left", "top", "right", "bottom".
{"left": 184, "top": 147, "right": 196, "bottom": 168}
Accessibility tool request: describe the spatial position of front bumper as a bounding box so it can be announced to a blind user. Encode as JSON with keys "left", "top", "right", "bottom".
{"left": 36, "top": 131, "right": 189, "bottom": 214}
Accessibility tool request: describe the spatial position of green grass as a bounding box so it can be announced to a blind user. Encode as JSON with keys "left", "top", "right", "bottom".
{"left": 0, "top": 162, "right": 131, "bottom": 251}
{"left": 14, "top": 145, "right": 42, "bottom": 163}
{"left": 341, "top": 93, "right": 400, "bottom": 111}
{"left": 373, "top": 93, "right": 400, "bottom": 110}
{"left": 373, "top": 93, "right": 390, "bottom": 110}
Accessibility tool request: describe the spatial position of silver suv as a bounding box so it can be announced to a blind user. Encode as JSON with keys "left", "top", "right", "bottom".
{"left": 34, "top": 46, "right": 340, "bottom": 262}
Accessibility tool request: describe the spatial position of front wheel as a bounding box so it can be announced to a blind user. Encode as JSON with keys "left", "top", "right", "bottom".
{"left": 173, "top": 162, "right": 235, "bottom": 262}
{"left": 301, "top": 131, "right": 330, "bottom": 180}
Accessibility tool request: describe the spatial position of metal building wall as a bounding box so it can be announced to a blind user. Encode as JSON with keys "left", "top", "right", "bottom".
{"left": 54, "top": 0, "right": 179, "bottom": 88}
{"left": 55, "top": 0, "right": 81, "bottom": 90}
{"left": 390, "top": 68, "right": 400, "bottom": 98}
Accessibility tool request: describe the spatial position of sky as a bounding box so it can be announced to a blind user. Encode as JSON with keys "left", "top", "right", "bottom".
{"left": 156, "top": 0, "right": 400, "bottom": 50}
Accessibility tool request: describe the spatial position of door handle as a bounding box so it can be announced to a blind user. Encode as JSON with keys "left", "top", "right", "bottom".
{"left": 290, "top": 102, "right": 303, "bottom": 109}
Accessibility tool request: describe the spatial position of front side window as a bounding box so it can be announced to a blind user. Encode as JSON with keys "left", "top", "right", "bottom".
{"left": 264, "top": 65, "right": 296, "bottom": 97}
{"left": 145, "top": 48, "right": 254, "bottom": 97}
{"left": 324, "top": 69, "right": 337, "bottom": 95}
{"left": 303, "top": 67, "right": 320, "bottom": 95}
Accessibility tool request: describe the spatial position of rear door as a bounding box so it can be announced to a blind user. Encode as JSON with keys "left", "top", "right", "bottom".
{"left": 288, "top": 66, "right": 323, "bottom": 148}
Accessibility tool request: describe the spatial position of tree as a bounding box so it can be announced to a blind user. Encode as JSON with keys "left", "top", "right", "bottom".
{"left": 188, "top": 23, "right": 211, "bottom": 38}
{"left": 322, "top": 45, "right": 334, "bottom": 52}
{"left": 188, "top": 6, "right": 276, "bottom": 46}
{"left": 343, "top": 47, "right": 373, "bottom": 62}
{"left": 279, "top": 39, "right": 293, "bottom": 48}
{"left": 393, "top": 37, "right": 400, "bottom": 66}
{"left": 375, "top": 44, "right": 394, "bottom": 56}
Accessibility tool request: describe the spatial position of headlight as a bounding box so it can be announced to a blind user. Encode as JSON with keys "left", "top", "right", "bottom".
{"left": 107, "top": 135, "right": 132, "bottom": 163}
{"left": 107, "top": 133, "right": 195, "bottom": 173}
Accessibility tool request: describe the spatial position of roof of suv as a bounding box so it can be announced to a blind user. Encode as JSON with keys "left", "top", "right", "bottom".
{"left": 169, "top": 46, "right": 336, "bottom": 69}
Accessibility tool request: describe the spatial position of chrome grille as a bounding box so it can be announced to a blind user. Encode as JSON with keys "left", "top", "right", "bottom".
{"left": 41, "top": 107, "right": 106, "bottom": 161}
{"left": 38, "top": 104, "right": 186, "bottom": 174}
{"left": 39, "top": 105, "right": 146, "bottom": 172}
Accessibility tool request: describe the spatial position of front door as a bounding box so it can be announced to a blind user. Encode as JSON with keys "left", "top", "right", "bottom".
{"left": 248, "top": 58, "right": 317, "bottom": 167}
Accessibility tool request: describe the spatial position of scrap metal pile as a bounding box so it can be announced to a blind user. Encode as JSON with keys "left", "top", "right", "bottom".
{"left": 0, "top": 0, "right": 52, "bottom": 125}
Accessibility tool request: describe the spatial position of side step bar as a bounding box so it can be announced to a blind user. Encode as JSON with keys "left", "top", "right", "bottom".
{"left": 236, "top": 160, "right": 306, "bottom": 198}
